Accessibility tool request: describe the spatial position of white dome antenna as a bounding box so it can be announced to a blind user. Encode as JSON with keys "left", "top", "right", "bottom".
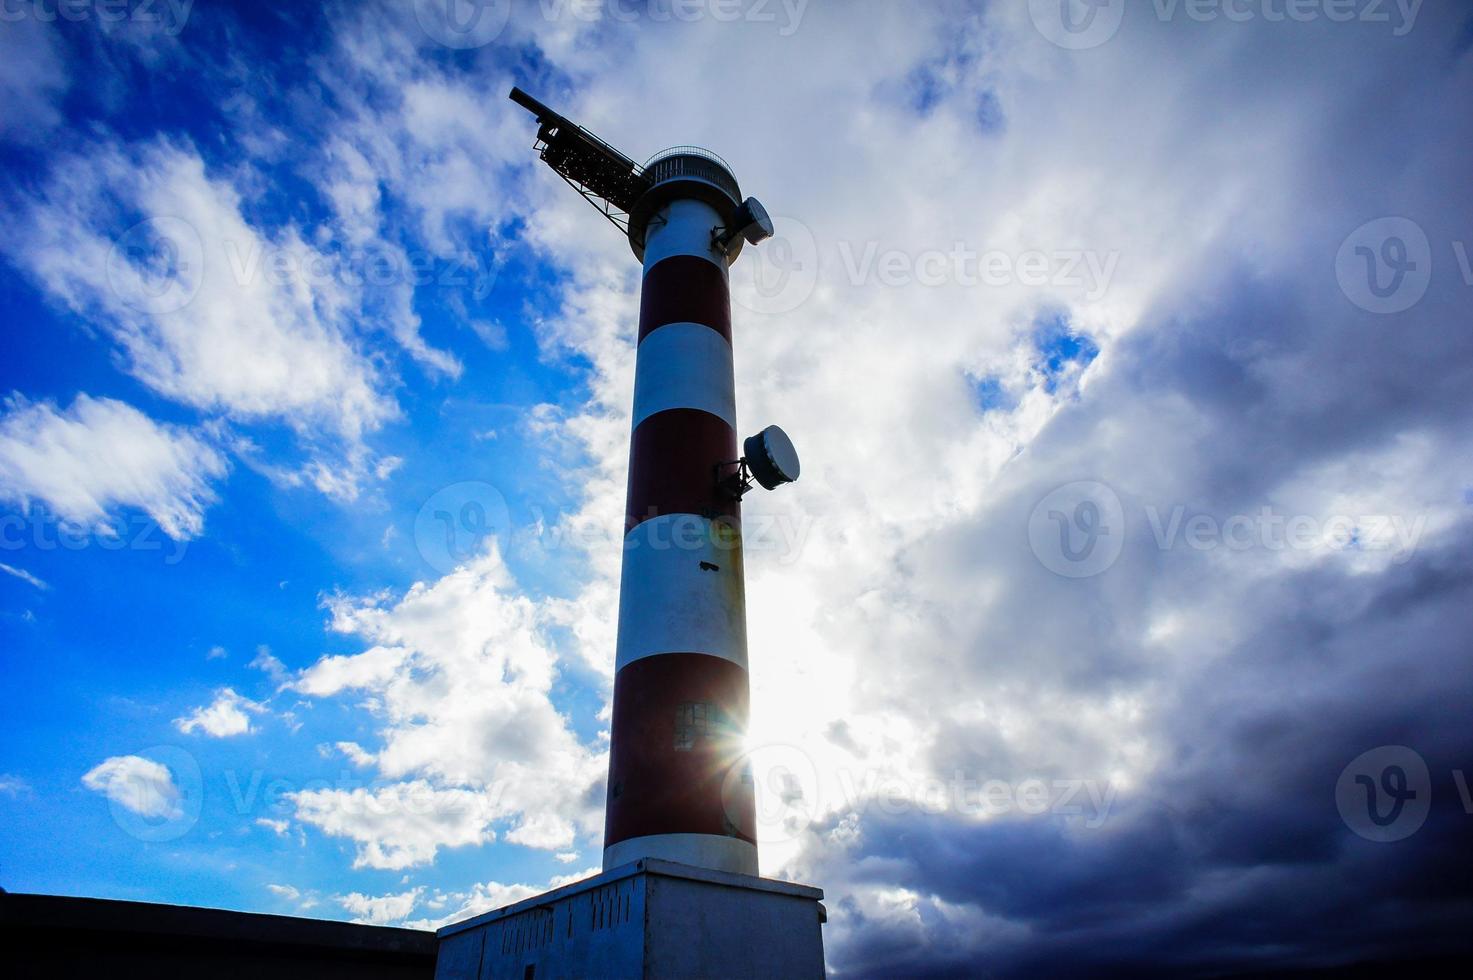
{"left": 717, "top": 425, "right": 801, "bottom": 498}
{"left": 715, "top": 197, "right": 775, "bottom": 255}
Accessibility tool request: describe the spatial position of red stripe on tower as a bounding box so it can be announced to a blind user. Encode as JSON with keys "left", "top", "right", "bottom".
{"left": 604, "top": 186, "right": 759, "bottom": 877}
{"left": 637, "top": 256, "right": 732, "bottom": 344}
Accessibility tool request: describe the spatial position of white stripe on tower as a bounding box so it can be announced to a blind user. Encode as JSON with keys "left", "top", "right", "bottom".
{"left": 630, "top": 323, "right": 737, "bottom": 429}
{"left": 603, "top": 195, "right": 758, "bottom": 877}
{"left": 616, "top": 515, "right": 747, "bottom": 671}
{"left": 638, "top": 198, "right": 732, "bottom": 275}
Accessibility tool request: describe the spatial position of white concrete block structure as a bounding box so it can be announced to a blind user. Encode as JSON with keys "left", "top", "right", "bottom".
{"left": 435, "top": 860, "right": 825, "bottom": 980}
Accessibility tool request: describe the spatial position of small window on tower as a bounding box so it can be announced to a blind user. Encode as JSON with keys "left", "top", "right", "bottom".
{"left": 674, "top": 701, "right": 728, "bottom": 750}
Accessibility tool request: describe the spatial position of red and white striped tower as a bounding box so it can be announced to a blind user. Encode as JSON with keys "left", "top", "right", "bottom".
{"left": 605, "top": 151, "right": 761, "bottom": 876}
{"left": 505, "top": 92, "right": 794, "bottom": 878}
{"left": 451, "top": 93, "right": 823, "bottom": 979}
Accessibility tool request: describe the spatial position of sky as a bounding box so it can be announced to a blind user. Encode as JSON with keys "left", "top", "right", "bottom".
{"left": 1, "top": 0, "right": 1472, "bottom": 974}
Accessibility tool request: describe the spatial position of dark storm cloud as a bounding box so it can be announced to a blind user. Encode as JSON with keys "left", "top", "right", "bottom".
{"left": 791, "top": 6, "right": 1473, "bottom": 975}
{"left": 812, "top": 527, "right": 1473, "bottom": 977}
{"left": 813, "top": 262, "right": 1473, "bottom": 963}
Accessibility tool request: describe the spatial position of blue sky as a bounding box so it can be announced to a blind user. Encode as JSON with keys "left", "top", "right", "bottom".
{"left": 3, "top": 0, "right": 1473, "bottom": 973}
{"left": 1, "top": 0, "right": 608, "bottom": 923}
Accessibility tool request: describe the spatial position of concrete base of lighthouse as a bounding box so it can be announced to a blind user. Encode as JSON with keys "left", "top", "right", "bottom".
{"left": 433, "top": 858, "right": 825, "bottom": 980}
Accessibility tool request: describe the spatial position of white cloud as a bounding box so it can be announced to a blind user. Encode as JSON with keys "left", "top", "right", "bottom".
{"left": 0, "top": 394, "right": 227, "bottom": 541}
{"left": 307, "top": 546, "right": 599, "bottom": 800}
{"left": 444, "top": 2, "right": 1473, "bottom": 886}
{"left": 18, "top": 141, "right": 389, "bottom": 434}
{"left": 61, "top": 5, "right": 1462, "bottom": 970}
{"left": 174, "top": 688, "right": 268, "bottom": 737}
{"left": 289, "top": 781, "right": 498, "bottom": 870}
{"left": 291, "top": 644, "right": 407, "bottom": 697}
{"left": 503, "top": 811, "right": 577, "bottom": 852}
{"left": 257, "top": 818, "right": 291, "bottom": 836}
{"left": 338, "top": 886, "right": 424, "bottom": 925}
{"left": 271, "top": 24, "right": 1473, "bottom": 974}
{"left": 81, "top": 755, "right": 182, "bottom": 819}
{"left": 267, "top": 882, "right": 320, "bottom": 910}
{"left": 0, "top": 562, "right": 49, "bottom": 591}
{"left": 206, "top": 645, "right": 228, "bottom": 660}
{"left": 249, "top": 646, "right": 289, "bottom": 686}
{"left": 3, "top": 137, "right": 425, "bottom": 500}
{"left": 0, "top": 18, "right": 68, "bottom": 143}
{"left": 401, "top": 868, "right": 601, "bottom": 931}
{"left": 335, "top": 741, "right": 378, "bottom": 768}
{"left": 0, "top": 774, "right": 32, "bottom": 797}
{"left": 285, "top": 544, "right": 603, "bottom": 866}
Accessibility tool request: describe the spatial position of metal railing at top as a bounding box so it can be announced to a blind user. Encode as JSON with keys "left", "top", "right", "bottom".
{"left": 640, "top": 146, "right": 741, "bottom": 203}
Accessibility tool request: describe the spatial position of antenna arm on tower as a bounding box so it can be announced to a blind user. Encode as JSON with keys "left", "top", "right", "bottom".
{"left": 508, "top": 86, "right": 559, "bottom": 123}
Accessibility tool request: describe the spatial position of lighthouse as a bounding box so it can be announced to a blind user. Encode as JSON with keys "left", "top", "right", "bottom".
{"left": 605, "top": 143, "right": 794, "bottom": 878}
{"left": 433, "top": 90, "right": 820, "bottom": 980}
{"left": 505, "top": 88, "right": 799, "bottom": 877}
